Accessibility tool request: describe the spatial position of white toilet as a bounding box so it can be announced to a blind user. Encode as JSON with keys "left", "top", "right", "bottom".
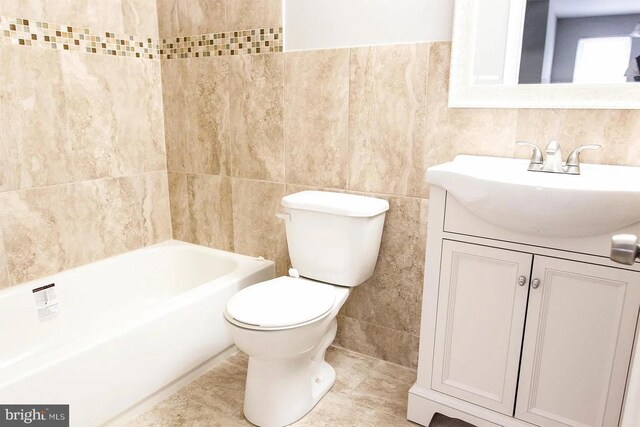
{"left": 224, "top": 191, "right": 389, "bottom": 427}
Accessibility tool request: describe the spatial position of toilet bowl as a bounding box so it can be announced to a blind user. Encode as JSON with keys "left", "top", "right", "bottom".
{"left": 224, "top": 191, "right": 389, "bottom": 427}
{"left": 225, "top": 277, "right": 350, "bottom": 426}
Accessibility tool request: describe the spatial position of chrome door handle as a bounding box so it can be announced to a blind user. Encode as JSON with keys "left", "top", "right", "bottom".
{"left": 611, "top": 234, "right": 640, "bottom": 265}
{"left": 518, "top": 275, "right": 527, "bottom": 286}
{"left": 532, "top": 279, "right": 541, "bottom": 289}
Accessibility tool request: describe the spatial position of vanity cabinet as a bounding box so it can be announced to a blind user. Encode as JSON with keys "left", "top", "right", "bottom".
{"left": 408, "top": 186, "right": 640, "bottom": 427}
{"left": 433, "top": 240, "right": 640, "bottom": 426}
{"left": 432, "top": 241, "right": 531, "bottom": 416}
{"left": 515, "top": 257, "right": 640, "bottom": 427}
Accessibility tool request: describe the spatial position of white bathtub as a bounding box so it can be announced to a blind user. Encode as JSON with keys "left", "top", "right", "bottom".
{"left": 0, "top": 240, "right": 275, "bottom": 426}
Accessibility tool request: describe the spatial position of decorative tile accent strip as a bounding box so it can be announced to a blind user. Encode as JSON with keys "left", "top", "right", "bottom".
{"left": 0, "top": 15, "right": 283, "bottom": 60}
{"left": 159, "top": 27, "right": 283, "bottom": 59}
{"left": 0, "top": 16, "right": 159, "bottom": 59}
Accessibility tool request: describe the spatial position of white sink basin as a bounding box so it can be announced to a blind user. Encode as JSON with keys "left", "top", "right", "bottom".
{"left": 428, "top": 155, "right": 640, "bottom": 238}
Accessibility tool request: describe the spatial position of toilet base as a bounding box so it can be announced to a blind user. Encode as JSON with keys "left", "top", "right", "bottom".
{"left": 312, "top": 361, "right": 337, "bottom": 404}
{"left": 243, "top": 359, "right": 336, "bottom": 427}
{"left": 242, "top": 319, "right": 338, "bottom": 427}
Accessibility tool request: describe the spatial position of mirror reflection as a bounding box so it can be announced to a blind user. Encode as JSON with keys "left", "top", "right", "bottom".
{"left": 519, "top": 0, "right": 640, "bottom": 84}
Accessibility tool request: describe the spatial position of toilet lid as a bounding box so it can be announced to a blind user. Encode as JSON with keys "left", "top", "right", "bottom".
{"left": 225, "top": 276, "right": 336, "bottom": 329}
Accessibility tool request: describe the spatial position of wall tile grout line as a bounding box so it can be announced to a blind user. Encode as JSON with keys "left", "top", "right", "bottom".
{"left": 340, "top": 315, "right": 421, "bottom": 341}
{"left": 346, "top": 47, "right": 353, "bottom": 192}
{"left": 0, "top": 170, "right": 167, "bottom": 196}
{"left": 283, "top": 51, "right": 288, "bottom": 187}
{"left": 165, "top": 170, "right": 430, "bottom": 202}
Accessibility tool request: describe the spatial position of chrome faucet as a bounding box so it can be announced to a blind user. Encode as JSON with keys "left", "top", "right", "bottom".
{"left": 516, "top": 141, "right": 601, "bottom": 175}
{"left": 542, "top": 141, "right": 564, "bottom": 173}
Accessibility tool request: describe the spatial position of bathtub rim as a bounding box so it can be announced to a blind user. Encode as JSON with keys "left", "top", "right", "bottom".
{"left": 0, "top": 240, "right": 271, "bottom": 299}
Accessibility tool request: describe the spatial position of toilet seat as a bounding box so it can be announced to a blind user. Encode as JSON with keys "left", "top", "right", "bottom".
{"left": 225, "top": 276, "right": 336, "bottom": 330}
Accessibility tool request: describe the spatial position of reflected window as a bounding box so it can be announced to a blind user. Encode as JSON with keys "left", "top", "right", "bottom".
{"left": 517, "top": 0, "right": 640, "bottom": 85}
{"left": 573, "top": 37, "right": 632, "bottom": 84}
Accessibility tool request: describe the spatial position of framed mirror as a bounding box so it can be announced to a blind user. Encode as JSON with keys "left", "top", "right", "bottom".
{"left": 449, "top": 0, "right": 640, "bottom": 109}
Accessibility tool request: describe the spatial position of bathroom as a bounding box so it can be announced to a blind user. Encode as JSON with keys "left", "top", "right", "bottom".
{"left": 1, "top": 0, "right": 639, "bottom": 426}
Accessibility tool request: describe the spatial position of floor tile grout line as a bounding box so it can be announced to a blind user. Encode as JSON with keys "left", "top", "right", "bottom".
{"left": 130, "top": 345, "right": 419, "bottom": 427}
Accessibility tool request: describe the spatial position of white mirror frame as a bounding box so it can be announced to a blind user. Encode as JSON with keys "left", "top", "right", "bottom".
{"left": 449, "top": 0, "right": 640, "bottom": 109}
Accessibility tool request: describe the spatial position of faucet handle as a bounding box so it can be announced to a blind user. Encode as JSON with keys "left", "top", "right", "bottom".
{"left": 516, "top": 141, "right": 543, "bottom": 164}
{"left": 566, "top": 144, "right": 601, "bottom": 165}
{"left": 565, "top": 144, "right": 601, "bottom": 174}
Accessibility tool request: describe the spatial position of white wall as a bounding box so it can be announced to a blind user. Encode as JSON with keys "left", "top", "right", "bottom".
{"left": 283, "top": 0, "right": 455, "bottom": 52}
{"left": 424, "top": 0, "right": 455, "bottom": 41}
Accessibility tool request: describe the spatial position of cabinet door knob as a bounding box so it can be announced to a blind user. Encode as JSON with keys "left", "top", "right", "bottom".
{"left": 518, "top": 275, "right": 527, "bottom": 286}
{"left": 532, "top": 279, "right": 541, "bottom": 289}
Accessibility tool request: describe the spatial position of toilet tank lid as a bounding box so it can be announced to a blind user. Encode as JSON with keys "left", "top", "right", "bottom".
{"left": 282, "top": 191, "right": 389, "bottom": 217}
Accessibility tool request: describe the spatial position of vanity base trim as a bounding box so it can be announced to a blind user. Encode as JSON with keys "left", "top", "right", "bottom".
{"left": 408, "top": 385, "right": 534, "bottom": 427}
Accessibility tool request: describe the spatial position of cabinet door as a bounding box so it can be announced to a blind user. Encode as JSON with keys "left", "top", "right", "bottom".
{"left": 516, "top": 256, "right": 640, "bottom": 427}
{"left": 432, "top": 240, "right": 533, "bottom": 415}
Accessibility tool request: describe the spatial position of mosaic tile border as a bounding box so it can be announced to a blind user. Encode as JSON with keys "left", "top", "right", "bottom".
{"left": 0, "top": 16, "right": 159, "bottom": 59}
{"left": 0, "top": 15, "right": 283, "bottom": 60}
{"left": 159, "top": 27, "right": 283, "bottom": 59}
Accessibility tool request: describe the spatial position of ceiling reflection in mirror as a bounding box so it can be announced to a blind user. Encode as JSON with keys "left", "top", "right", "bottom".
{"left": 473, "top": 0, "right": 640, "bottom": 85}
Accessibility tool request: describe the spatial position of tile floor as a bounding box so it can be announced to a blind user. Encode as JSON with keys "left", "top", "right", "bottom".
{"left": 126, "top": 346, "right": 472, "bottom": 427}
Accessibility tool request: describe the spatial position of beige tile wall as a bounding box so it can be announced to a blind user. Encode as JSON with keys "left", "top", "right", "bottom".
{"left": 0, "top": 2, "right": 171, "bottom": 289}
{"left": 164, "top": 39, "right": 640, "bottom": 368}
{"left": 349, "top": 44, "right": 431, "bottom": 198}
{"left": 162, "top": 57, "right": 231, "bottom": 175}
{"left": 0, "top": 0, "right": 158, "bottom": 38}
{"left": 156, "top": 0, "right": 281, "bottom": 37}
{"left": 284, "top": 49, "right": 350, "bottom": 188}
{"left": 229, "top": 53, "right": 285, "bottom": 182}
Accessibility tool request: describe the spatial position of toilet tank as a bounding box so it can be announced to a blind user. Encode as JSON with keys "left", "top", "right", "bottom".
{"left": 281, "top": 191, "right": 389, "bottom": 287}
